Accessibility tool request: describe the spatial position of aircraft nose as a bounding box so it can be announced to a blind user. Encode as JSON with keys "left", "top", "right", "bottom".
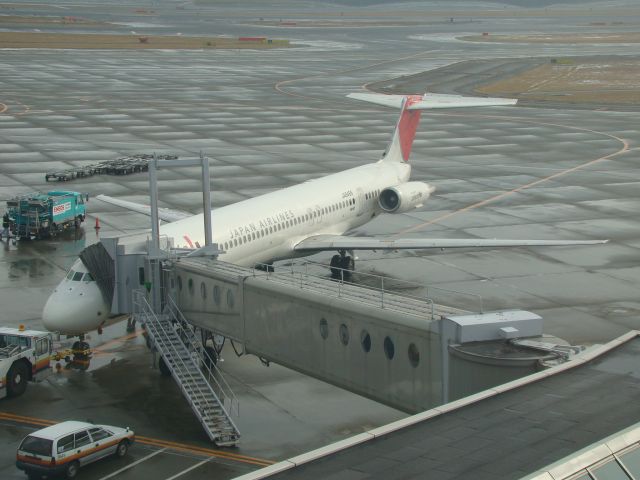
{"left": 42, "top": 283, "right": 109, "bottom": 335}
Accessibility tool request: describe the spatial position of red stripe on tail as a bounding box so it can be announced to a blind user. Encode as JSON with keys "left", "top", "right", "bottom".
{"left": 398, "top": 95, "right": 424, "bottom": 162}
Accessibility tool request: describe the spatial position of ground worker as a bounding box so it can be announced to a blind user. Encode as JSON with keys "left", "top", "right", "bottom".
{"left": 1, "top": 212, "right": 10, "bottom": 240}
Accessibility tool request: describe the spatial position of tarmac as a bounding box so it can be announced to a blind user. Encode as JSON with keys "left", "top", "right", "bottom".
{"left": 1, "top": 1, "right": 639, "bottom": 479}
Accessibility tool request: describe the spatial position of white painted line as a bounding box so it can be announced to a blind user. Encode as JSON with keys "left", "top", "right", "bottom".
{"left": 164, "top": 459, "right": 210, "bottom": 480}
{"left": 98, "top": 448, "right": 166, "bottom": 480}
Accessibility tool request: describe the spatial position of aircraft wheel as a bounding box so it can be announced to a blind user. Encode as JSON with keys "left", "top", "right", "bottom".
{"left": 341, "top": 256, "right": 354, "bottom": 278}
{"left": 330, "top": 255, "right": 342, "bottom": 278}
{"left": 158, "top": 356, "right": 171, "bottom": 376}
{"left": 203, "top": 346, "right": 218, "bottom": 370}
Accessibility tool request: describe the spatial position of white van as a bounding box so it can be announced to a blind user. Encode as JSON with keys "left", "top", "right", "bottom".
{"left": 16, "top": 420, "right": 134, "bottom": 479}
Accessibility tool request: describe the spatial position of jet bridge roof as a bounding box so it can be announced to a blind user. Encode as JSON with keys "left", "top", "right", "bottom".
{"left": 236, "top": 331, "right": 640, "bottom": 480}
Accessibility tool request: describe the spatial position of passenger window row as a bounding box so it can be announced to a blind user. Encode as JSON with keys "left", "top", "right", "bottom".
{"left": 222, "top": 198, "right": 357, "bottom": 252}
{"left": 364, "top": 189, "right": 380, "bottom": 201}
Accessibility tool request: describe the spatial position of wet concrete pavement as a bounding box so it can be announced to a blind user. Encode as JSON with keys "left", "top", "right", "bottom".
{"left": 1, "top": 1, "right": 640, "bottom": 478}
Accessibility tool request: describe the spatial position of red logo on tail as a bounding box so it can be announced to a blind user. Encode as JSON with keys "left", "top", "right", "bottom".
{"left": 398, "top": 96, "right": 424, "bottom": 162}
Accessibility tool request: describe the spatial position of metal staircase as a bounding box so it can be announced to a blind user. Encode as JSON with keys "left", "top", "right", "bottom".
{"left": 133, "top": 291, "right": 240, "bottom": 447}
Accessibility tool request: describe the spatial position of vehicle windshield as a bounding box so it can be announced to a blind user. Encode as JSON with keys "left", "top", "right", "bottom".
{"left": 20, "top": 436, "right": 53, "bottom": 457}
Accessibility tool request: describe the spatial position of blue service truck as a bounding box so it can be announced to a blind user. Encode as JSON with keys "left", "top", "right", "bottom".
{"left": 7, "top": 191, "right": 88, "bottom": 240}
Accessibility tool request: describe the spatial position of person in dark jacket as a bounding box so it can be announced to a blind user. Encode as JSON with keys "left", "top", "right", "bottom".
{"left": 1, "top": 212, "right": 10, "bottom": 240}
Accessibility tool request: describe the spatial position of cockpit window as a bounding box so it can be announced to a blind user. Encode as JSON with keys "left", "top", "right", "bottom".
{"left": 66, "top": 270, "right": 75, "bottom": 280}
{"left": 72, "top": 272, "right": 84, "bottom": 281}
{"left": 82, "top": 273, "right": 94, "bottom": 282}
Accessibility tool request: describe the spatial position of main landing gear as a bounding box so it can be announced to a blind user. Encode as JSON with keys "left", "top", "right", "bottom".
{"left": 330, "top": 250, "right": 355, "bottom": 280}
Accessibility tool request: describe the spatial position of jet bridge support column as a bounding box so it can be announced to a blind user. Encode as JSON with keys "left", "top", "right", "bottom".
{"left": 147, "top": 153, "right": 214, "bottom": 313}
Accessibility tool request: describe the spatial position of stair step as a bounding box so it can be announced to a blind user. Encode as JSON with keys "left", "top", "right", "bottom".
{"left": 138, "top": 307, "right": 240, "bottom": 445}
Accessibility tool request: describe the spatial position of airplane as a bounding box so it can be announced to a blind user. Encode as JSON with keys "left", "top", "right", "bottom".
{"left": 42, "top": 92, "right": 606, "bottom": 338}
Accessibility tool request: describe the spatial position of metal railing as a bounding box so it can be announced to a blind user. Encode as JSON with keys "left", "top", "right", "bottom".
{"left": 245, "top": 260, "right": 476, "bottom": 319}
{"left": 132, "top": 291, "right": 239, "bottom": 439}
{"left": 164, "top": 295, "right": 240, "bottom": 418}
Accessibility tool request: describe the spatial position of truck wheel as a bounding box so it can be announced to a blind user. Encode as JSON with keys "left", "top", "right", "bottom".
{"left": 116, "top": 440, "right": 129, "bottom": 457}
{"left": 65, "top": 461, "right": 80, "bottom": 479}
{"left": 7, "top": 361, "right": 29, "bottom": 397}
{"left": 74, "top": 217, "right": 80, "bottom": 228}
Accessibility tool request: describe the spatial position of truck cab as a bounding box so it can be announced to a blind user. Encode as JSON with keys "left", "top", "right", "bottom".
{"left": 0, "top": 327, "right": 53, "bottom": 398}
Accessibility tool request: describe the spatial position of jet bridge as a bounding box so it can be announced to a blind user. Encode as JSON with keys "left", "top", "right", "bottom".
{"left": 89, "top": 227, "right": 578, "bottom": 415}
{"left": 161, "top": 257, "right": 577, "bottom": 412}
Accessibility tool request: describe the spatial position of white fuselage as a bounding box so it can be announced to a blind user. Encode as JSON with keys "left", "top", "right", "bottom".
{"left": 163, "top": 159, "right": 411, "bottom": 264}
{"left": 42, "top": 160, "right": 411, "bottom": 335}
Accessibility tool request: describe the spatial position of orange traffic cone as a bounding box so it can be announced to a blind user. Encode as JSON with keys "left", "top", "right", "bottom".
{"left": 95, "top": 217, "right": 100, "bottom": 229}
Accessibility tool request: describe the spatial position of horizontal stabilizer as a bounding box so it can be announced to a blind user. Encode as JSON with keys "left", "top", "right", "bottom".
{"left": 294, "top": 235, "right": 607, "bottom": 252}
{"left": 347, "top": 92, "right": 517, "bottom": 109}
{"left": 95, "top": 194, "right": 191, "bottom": 223}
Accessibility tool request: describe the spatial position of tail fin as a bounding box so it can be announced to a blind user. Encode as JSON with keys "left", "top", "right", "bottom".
{"left": 347, "top": 92, "right": 517, "bottom": 163}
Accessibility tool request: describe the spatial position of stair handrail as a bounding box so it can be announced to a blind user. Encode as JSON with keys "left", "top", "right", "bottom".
{"left": 165, "top": 295, "right": 240, "bottom": 418}
{"left": 133, "top": 291, "right": 239, "bottom": 441}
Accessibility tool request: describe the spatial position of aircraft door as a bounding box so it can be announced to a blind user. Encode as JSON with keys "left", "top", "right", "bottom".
{"left": 356, "top": 188, "right": 366, "bottom": 217}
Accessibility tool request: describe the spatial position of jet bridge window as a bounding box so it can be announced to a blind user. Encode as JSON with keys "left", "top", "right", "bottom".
{"left": 361, "top": 330, "right": 371, "bottom": 353}
{"left": 384, "top": 336, "right": 395, "bottom": 360}
{"left": 408, "top": 343, "right": 420, "bottom": 368}
{"left": 339, "top": 324, "right": 349, "bottom": 346}
{"left": 226, "top": 289, "right": 234, "bottom": 308}
{"left": 319, "top": 318, "right": 329, "bottom": 340}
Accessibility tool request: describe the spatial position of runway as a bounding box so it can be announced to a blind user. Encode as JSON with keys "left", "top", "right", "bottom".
{"left": 1, "top": 1, "right": 639, "bottom": 478}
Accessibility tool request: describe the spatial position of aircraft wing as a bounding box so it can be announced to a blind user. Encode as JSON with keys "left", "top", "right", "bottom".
{"left": 294, "top": 235, "right": 607, "bottom": 252}
{"left": 347, "top": 92, "right": 517, "bottom": 109}
{"left": 95, "top": 194, "right": 192, "bottom": 223}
